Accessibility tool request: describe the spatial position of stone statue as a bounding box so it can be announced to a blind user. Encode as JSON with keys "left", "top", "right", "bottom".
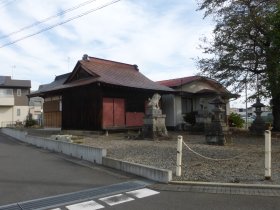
{"left": 148, "top": 93, "right": 161, "bottom": 109}
{"left": 142, "top": 93, "right": 168, "bottom": 139}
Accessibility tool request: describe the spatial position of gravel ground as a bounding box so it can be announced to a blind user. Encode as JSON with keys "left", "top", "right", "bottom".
{"left": 68, "top": 131, "right": 280, "bottom": 185}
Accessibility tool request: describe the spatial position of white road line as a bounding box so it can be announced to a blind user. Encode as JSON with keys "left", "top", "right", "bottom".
{"left": 99, "top": 193, "right": 134, "bottom": 206}
{"left": 126, "top": 188, "right": 160, "bottom": 198}
{"left": 50, "top": 208, "right": 61, "bottom": 210}
{"left": 66, "top": 200, "right": 104, "bottom": 210}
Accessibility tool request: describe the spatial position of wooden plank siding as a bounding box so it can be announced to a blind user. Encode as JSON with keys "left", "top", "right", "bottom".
{"left": 43, "top": 100, "right": 61, "bottom": 128}
{"left": 101, "top": 85, "right": 152, "bottom": 130}
{"left": 62, "top": 84, "right": 102, "bottom": 130}
{"left": 59, "top": 83, "right": 157, "bottom": 131}
{"left": 44, "top": 112, "right": 61, "bottom": 128}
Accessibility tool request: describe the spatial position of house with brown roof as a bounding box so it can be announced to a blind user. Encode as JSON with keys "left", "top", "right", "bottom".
{"left": 157, "top": 76, "right": 238, "bottom": 130}
{"left": 30, "top": 55, "right": 173, "bottom": 130}
{"left": 0, "top": 76, "right": 31, "bottom": 127}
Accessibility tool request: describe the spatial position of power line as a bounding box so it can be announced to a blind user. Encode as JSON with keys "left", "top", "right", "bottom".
{"left": 0, "top": 0, "right": 121, "bottom": 49}
{"left": 0, "top": 0, "right": 17, "bottom": 9}
{"left": 0, "top": 0, "right": 98, "bottom": 40}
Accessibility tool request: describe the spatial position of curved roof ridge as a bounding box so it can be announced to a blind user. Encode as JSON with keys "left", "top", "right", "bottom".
{"left": 83, "top": 56, "right": 139, "bottom": 71}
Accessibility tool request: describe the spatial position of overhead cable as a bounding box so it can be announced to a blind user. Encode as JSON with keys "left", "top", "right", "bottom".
{"left": 0, "top": 0, "right": 121, "bottom": 48}
{"left": 0, "top": 0, "right": 17, "bottom": 9}
{"left": 0, "top": 0, "right": 98, "bottom": 39}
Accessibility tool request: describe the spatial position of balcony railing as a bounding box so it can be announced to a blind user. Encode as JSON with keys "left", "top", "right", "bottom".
{"left": 0, "top": 96, "right": 14, "bottom": 106}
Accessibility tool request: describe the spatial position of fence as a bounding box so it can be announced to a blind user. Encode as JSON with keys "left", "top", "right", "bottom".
{"left": 176, "top": 132, "right": 272, "bottom": 180}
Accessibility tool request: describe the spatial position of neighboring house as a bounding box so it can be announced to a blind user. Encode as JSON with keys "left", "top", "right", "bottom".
{"left": 230, "top": 106, "right": 271, "bottom": 117}
{"left": 29, "top": 96, "right": 44, "bottom": 124}
{"left": 0, "top": 76, "right": 31, "bottom": 127}
{"left": 230, "top": 107, "right": 272, "bottom": 123}
{"left": 158, "top": 76, "right": 238, "bottom": 130}
{"left": 29, "top": 55, "right": 173, "bottom": 130}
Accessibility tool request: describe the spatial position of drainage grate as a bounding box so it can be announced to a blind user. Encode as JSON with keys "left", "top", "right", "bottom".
{"left": 0, "top": 204, "right": 22, "bottom": 210}
{"left": 0, "top": 180, "right": 149, "bottom": 210}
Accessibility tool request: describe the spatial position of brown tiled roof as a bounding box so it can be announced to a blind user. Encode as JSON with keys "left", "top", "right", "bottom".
{"left": 158, "top": 76, "right": 239, "bottom": 99}
{"left": 0, "top": 76, "right": 31, "bottom": 88}
{"left": 157, "top": 76, "right": 201, "bottom": 88}
{"left": 77, "top": 57, "right": 173, "bottom": 91}
{"left": 30, "top": 56, "right": 173, "bottom": 96}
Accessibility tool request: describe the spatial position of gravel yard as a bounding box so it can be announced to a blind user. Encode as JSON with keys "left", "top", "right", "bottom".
{"left": 75, "top": 131, "right": 280, "bottom": 185}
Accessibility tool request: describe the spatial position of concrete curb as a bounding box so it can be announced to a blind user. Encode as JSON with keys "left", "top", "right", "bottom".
{"left": 170, "top": 181, "right": 280, "bottom": 189}
{"left": 1, "top": 128, "right": 172, "bottom": 183}
{"left": 103, "top": 157, "right": 172, "bottom": 183}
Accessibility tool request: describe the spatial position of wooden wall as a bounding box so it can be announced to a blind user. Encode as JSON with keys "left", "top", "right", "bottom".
{"left": 44, "top": 112, "right": 61, "bottom": 128}
{"left": 43, "top": 99, "right": 61, "bottom": 128}
{"left": 61, "top": 83, "right": 158, "bottom": 131}
{"left": 62, "top": 84, "right": 102, "bottom": 130}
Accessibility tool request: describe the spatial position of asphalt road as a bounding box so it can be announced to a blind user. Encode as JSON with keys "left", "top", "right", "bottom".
{"left": 106, "top": 190, "right": 280, "bottom": 210}
{"left": 1, "top": 131, "right": 280, "bottom": 210}
{"left": 0, "top": 132, "right": 134, "bottom": 205}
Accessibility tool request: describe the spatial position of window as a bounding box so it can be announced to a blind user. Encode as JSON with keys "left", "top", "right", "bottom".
{"left": 0, "top": 89, "right": 13, "bottom": 96}
{"left": 17, "top": 89, "right": 21, "bottom": 96}
{"left": 182, "top": 98, "right": 193, "bottom": 114}
{"left": 17, "top": 108, "right": 21, "bottom": 116}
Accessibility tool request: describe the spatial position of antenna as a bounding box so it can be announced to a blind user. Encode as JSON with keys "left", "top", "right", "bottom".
{"left": 67, "top": 57, "right": 70, "bottom": 72}
{"left": 11, "top": 65, "right": 16, "bottom": 78}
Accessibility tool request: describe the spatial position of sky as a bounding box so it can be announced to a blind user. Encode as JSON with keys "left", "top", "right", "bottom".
{"left": 0, "top": 0, "right": 249, "bottom": 107}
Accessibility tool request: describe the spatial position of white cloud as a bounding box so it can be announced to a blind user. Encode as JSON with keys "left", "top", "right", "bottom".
{"left": 0, "top": 0, "right": 214, "bottom": 90}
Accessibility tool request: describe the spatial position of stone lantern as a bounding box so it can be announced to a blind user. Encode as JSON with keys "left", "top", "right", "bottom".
{"left": 249, "top": 97, "right": 266, "bottom": 134}
{"left": 205, "top": 95, "right": 230, "bottom": 145}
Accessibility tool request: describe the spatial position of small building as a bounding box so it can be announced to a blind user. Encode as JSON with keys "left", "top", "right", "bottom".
{"left": 0, "top": 76, "right": 31, "bottom": 127}
{"left": 29, "top": 96, "right": 44, "bottom": 124}
{"left": 158, "top": 76, "right": 238, "bottom": 130}
{"left": 30, "top": 55, "right": 173, "bottom": 130}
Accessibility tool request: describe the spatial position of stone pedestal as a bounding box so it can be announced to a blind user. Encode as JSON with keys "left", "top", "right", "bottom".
{"left": 193, "top": 110, "right": 212, "bottom": 132}
{"left": 205, "top": 120, "right": 230, "bottom": 145}
{"left": 142, "top": 107, "right": 168, "bottom": 139}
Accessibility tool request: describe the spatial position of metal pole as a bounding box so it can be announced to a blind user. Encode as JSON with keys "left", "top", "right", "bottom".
{"left": 245, "top": 79, "right": 248, "bottom": 129}
{"left": 176, "top": 135, "right": 183, "bottom": 176}
{"left": 265, "top": 130, "right": 271, "bottom": 180}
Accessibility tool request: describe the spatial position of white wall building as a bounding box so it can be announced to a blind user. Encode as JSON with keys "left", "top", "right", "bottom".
{"left": 0, "top": 76, "right": 31, "bottom": 127}
{"left": 158, "top": 76, "right": 238, "bottom": 130}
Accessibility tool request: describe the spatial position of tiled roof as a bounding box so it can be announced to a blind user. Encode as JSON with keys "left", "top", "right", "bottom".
{"left": 157, "top": 76, "right": 201, "bottom": 88}
{"left": 77, "top": 57, "right": 173, "bottom": 91}
{"left": 30, "top": 56, "right": 173, "bottom": 96}
{"left": 0, "top": 76, "right": 31, "bottom": 88}
{"left": 158, "top": 76, "right": 239, "bottom": 98}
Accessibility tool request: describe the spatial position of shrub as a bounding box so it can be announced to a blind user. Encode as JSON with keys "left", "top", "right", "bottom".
{"left": 25, "top": 113, "right": 37, "bottom": 127}
{"left": 183, "top": 112, "right": 196, "bottom": 126}
{"left": 228, "top": 113, "right": 245, "bottom": 128}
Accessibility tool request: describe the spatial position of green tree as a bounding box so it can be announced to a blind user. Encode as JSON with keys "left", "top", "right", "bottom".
{"left": 197, "top": 0, "right": 280, "bottom": 131}
{"left": 228, "top": 113, "right": 245, "bottom": 128}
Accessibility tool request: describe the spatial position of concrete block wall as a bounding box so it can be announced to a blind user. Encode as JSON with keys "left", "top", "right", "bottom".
{"left": 1, "top": 128, "right": 106, "bottom": 164}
